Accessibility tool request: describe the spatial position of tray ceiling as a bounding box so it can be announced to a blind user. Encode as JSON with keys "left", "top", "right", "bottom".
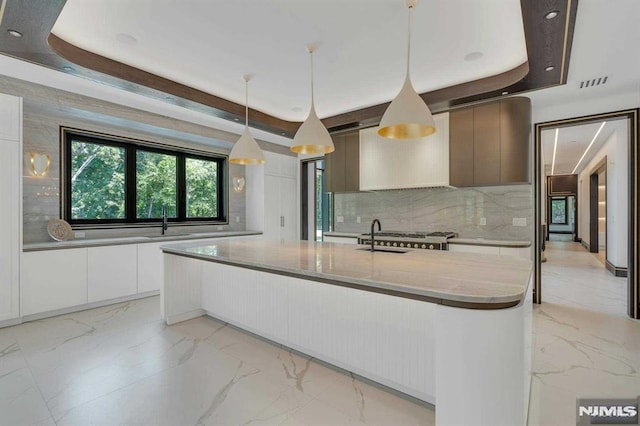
{"left": 50, "top": 0, "right": 527, "bottom": 122}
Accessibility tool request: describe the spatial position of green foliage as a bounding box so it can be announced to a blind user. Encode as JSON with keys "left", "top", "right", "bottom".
{"left": 136, "top": 151, "right": 177, "bottom": 218}
{"left": 186, "top": 158, "right": 218, "bottom": 218}
{"left": 71, "top": 140, "right": 219, "bottom": 221}
{"left": 71, "top": 141, "right": 125, "bottom": 219}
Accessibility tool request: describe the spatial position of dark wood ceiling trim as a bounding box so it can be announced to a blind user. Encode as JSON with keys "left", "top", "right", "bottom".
{"left": 322, "top": 62, "right": 529, "bottom": 131}
{"left": 0, "top": 0, "right": 578, "bottom": 137}
{"left": 47, "top": 33, "right": 300, "bottom": 137}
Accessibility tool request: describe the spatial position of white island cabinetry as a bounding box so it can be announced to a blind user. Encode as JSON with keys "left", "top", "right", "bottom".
{"left": 0, "top": 93, "right": 21, "bottom": 322}
{"left": 163, "top": 240, "right": 532, "bottom": 425}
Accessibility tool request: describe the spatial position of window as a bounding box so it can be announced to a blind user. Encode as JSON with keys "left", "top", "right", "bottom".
{"left": 550, "top": 197, "right": 568, "bottom": 224}
{"left": 62, "top": 128, "right": 226, "bottom": 226}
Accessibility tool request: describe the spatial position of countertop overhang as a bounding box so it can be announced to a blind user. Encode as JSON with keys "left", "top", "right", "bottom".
{"left": 162, "top": 240, "right": 532, "bottom": 309}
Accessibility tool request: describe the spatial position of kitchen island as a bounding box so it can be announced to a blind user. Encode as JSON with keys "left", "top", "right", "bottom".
{"left": 162, "top": 239, "right": 532, "bottom": 425}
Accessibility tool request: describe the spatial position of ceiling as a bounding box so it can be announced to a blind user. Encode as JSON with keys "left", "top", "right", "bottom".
{"left": 0, "top": 0, "right": 575, "bottom": 137}
{"left": 50, "top": 0, "right": 527, "bottom": 122}
{"left": 541, "top": 119, "right": 627, "bottom": 176}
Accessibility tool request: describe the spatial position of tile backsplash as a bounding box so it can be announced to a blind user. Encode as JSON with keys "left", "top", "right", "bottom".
{"left": 334, "top": 185, "right": 533, "bottom": 240}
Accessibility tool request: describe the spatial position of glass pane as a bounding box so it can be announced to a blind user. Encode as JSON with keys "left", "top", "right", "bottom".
{"left": 136, "top": 151, "right": 177, "bottom": 219}
{"left": 71, "top": 140, "right": 125, "bottom": 220}
{"left": 551, "top": 199, "right": 566, "bottom": 224}
{"left": 186, "top": 158, "right": 218, "bottom": 218}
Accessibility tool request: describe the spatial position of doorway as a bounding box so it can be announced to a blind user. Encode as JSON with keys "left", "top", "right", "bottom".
{"left": 300, "top": 158, "right": 332, "bottom": 241}
{"left": 534, "top": 109, "right": 639, "bottom": 319}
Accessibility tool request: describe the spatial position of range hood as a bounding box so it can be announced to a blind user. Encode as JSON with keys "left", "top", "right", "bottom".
{"left": 359, "top": 112, "right": 450, "bottom": 190}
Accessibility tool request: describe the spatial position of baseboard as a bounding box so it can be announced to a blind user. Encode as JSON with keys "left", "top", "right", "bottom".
{"left": 580, "top": 240, "right": 590, "bottom": 250}
{"left": 0, "top": 317, "right": 23, "bottom": 328}
{"left": 549, "top": 231, "right": 574, "bottom": 234}
{"left": 605, "top": 260, "right": 628, "bottom": 277}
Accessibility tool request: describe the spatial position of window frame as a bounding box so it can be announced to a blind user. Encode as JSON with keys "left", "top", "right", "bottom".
{"left": 550, "top": 196, "right": 568, "bottom": 225}
{"left": 61, "top": 127, "right": 227, "bottom": 228}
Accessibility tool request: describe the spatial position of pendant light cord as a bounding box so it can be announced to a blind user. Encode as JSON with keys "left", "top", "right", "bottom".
{"left": 309, "top": 49, "right": 315, "bottom": 105}
{"left": 245, "top": 79, "right": 249, "bottom": 129}
{"left": 406, "top": 4, "right": 413, "bottom": 79}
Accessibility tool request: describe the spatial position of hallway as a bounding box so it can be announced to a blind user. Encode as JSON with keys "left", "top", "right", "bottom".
{"left": 528, "top": 240, "right": 640, "bottom": 425}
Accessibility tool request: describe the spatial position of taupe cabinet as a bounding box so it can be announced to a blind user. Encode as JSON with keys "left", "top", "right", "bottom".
{"left": 449, "top": 97, "right": 531, "bottom": 187}
{"left": 325, "top": 131, "right": 359, "bottom": 193}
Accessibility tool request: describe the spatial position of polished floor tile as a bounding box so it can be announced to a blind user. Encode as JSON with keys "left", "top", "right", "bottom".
{"left": 529, "top": 241, "right": 640, "bottom": 426}
{"left": 3, "top": 241, "right": 637, "bottom": 425}
{"left": 0, "top": 297, "right": 435, "bottom": 425}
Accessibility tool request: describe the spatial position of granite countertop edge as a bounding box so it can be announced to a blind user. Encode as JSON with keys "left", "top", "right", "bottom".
{"left": 23, "top": 231, "right": 262, "bottom": 252}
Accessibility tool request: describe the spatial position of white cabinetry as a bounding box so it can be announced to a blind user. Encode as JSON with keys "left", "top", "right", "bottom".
{"left": 88, "top": 245, "right": 138, "bottom": 302}
{"left": 359, "top": 112, "right": 449, "bottom": 190}
{"left": 0, "top": 93, "right": 21, "bottom": 322}
{"left": 21, "top": 248, "right": 88, "bottom": 316}
{"left": 137, "top": 241, "right": 165, "bottom": 293}
{"left": 249, "top": 151, "right": 298, "bottom": 242}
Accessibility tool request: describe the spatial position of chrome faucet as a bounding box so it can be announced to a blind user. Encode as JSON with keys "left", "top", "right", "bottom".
{"left": 370, "top": 219, "right": 381, "bottom": 252}
{"left": 161, "top": 204, "right": 169, "bottom": 235}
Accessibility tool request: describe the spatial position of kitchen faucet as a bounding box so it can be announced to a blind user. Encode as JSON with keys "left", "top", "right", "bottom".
{"left": 370, "top": 219, "right": 381, "bottom": 252}
{"left": 161, "top": 204, "right": 169, "bottom": 235}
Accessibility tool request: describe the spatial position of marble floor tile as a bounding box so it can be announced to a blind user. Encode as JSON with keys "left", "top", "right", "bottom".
{"left": 529, "top": 241, "right": 640, "bottom": 425}
{"left": 3, "top": 240, "right": 637, "bottom": 425}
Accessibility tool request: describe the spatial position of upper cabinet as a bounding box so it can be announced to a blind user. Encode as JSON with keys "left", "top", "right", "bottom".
{"left": 0, "top": 93, "right": 21, "bottom": 142}
{"left": 449, "top": 97, "right": 531, "bottom": 187}
{"left": 325, "top": 131, "right": 359, "bottom": 193}
{"left": 359, "top": 112, "right": 450, "bottom": 191}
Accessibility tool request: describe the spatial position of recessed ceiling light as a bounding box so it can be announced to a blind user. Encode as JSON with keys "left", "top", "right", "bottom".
{"left": 116, "top": 33, "right": 138, "bottom": 45}
{"left": 502, "top": 91, "right": 509, "bottom": 95}
{"left": 544, "top": 10, "right": 559, "bottom": 20}
{"left": 281, "top": 132, "right": 286, "bottom": 136}
{"left": 464, "top": 51, "right": 483, "bottom": 62}
{"left": 233, "top": 118, "right": 240, "bottom": 121}
{"left": 62, "top": 66, "right": 75, "bottom": 72}
{"left": 545, "top": 65, "right": 555, "bottom": 72}
{"left": 7, "top": 29, "right": 22, "bottom": 38}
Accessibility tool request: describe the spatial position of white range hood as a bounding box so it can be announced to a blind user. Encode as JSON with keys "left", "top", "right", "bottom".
{"left": 359, "top": 112, "right": 450, "bottom": 190}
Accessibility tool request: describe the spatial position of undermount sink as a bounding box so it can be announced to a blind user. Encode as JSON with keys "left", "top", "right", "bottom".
{"left": 356, "top": 247, "right": 410, "bottom": 254}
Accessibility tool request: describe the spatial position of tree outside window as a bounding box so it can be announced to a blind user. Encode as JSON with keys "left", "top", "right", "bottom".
{"left": 63, "top": 129, "right": 225, "bottom": 225}
{"left": 551, "top": 197, "right": 568, "bottom": 224}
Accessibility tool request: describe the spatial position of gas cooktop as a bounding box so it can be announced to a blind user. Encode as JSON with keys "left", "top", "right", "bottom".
{"left": 360, "top": 231, "right": 457, "bottom": 239}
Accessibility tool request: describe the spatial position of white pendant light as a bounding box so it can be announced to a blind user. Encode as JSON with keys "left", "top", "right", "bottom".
{"left": 378, "top": 0, "right": 436, "bottom": 140}
{"left": 229, "top": 75, "right": 265, "bottom": 165}
{"left": 291, "top": 45, "right": 335, "bottom": 155}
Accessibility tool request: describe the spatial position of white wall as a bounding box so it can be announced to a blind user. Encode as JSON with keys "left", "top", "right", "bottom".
{"left": 577, "top": 128, "right": 628, "bottom": 267}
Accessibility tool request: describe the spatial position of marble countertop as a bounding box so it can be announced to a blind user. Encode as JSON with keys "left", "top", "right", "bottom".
{"left": 23, "top": 231, "right": 261, "bottom": 252}
{"left": 323, "top": 232, "right": 361, "bottom": 238}
{"left": 162, "top": 240, "right": 532, "bottom": 308}
{"left": 448, "top": 238, "right": 531, "bottom": 248}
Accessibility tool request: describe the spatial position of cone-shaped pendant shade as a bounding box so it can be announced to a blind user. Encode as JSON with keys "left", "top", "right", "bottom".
{"left": 230, "top": 75, "right": 264, "bottom": 165}
{"left": 377, "top": 74, "right": 435, "bottom": 139}
{"left": 378, "top": 0, "right": 436, "bottom": 140}
{"left": 229, "top": 128, "right": 265, "bottom": 165}
{"left": 291, "top": 46, "right": 334, "bottom": 155}
{"left": 291, "top": 104, "right": 334, "bottom": 154}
